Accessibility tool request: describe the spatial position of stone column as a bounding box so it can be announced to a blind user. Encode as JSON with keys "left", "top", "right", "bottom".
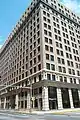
{"left": 38, "top": 97, "right": 41, "bottom": 110}
{"left": 0, "top": 98, "right": 1, "bottom": 109}
{"left": 32, "top": 99, "right": 35, "bottom": 109}
{"left": 27, "top": 91, "right": 30, "bottom": 109}
{"left": 42, "top": 86, "right": 49, "bottom": 111}
{"left": 15, "top": 94, "right": 18, "bottom": 110}
{"left": 69, "top": 89, "right": 74, "bottom": 108}
{"left": 4, "top": 97, "right": 6, "bottom": 109}
{"left": 57, "top": 88, "right": 63, "bottom": 109}
{"left": 78, "top": 90, "right": 80, "bottom": 100}
{"left": 78, "top": 90, "right": 80, "bottom": 107}
{"left": 24, "top": 100, "right": 25, "bottom": 109}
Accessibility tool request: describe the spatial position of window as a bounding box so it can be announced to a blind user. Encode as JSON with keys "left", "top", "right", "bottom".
{"left": 46, "top": 63, "right": 50, "bottom": 70}
{"left": 50, "top": 55, "right": 54, "bottom": 61}
{"left": 38, "top": 64, "right": 41, "bottom": 70}
{"left": 30, "top": 69, "right": 32, "bottom": 74}
{"left": 46, "top": 54, "right": 49, "bottom": 60}
{"left": 34, "top": 49, "right": 36, "bottom": 56}
{"left": 34, "top": 77, "right": 36, "bottom": 83}
{"left": 59, "top": 76, "right": 63, "bottom": 82}
{"left": 68, "top": 68, "right": 71, "bottom": 74}
{"left": 25, "top": 72, "right": 28, "bottom": 77}
{"left": 38, "top": 46, "right": 40, "bottom": 52}
{"left": 50, "top": 47, "right": 53, "bottom": 52}
{"left": 49, "top": 39, "right": 52, "bottom": 44}
{"left": 34, "top": 58, "right": 36, "bottom": 64}
{"left": 58, "top": 66, "right": 62, "bottom": 72}
{"left": 44, "top": 30, "right": 47, "bottom": 35}
{"left": 45, "top": 45, "right": 49, "bottom": 51}
{"left": 70, "top": 78, "right": 73, "bottom": 83}
{"left": 64, "top": 77, "right": 67, "bottom": 82}
{"left": 47, "top": 19, "right": 50, "bottom": 23}
{"left": 52, "top": 75, "right": 56, "bottom": 81}
{"left": 57, "top": 57, "right": 61, "bottom": 63}
{"left": 74, "top": 78, "right": 76, "bottom": 84}
{"left": 47, "top": 74, "right": 51, "bottom": 80}
{"left": 22, "top": 74, "right": 24, "bottom": 79}
{"left": 62, "top": 59, "right": 65, "bottom": 64}
{"left": 56, "top": 49, "right": 59, "bottom": 55}
{"left": 49, "top": 32, "right": 52, "bottom": 37}
{"left": 61, "top": 51, "right": 64, "bottom": 56}
{"left": 39, "top": 74, "right": 41, "bottom": 81}
{"left": 43, "top": 11, "right": 46, "bottom": 15}
{"left": 44, "top": 23, "right": 47, "bottom": 28}
{"left": 45, "top": 37, "right": 48, "bottom": 43}
{"left": 72, "top": 69, "right": 75, "bottom": 75}
{"left": 30, "top": 61, "right": 32, "bottom": 67}
{"left": 47, "top": 13, "right": 50, "bottom": 17}
{"left": 38, "top": 55, "right": 40, "bottom": 62}
{"left": 51, "top": 64, "right": 55, "bottom": 70}
{"left": 63, "top": 67, "right": 66, "bottom": 73}
{"left": 48, "top": 25, "right": 51, "bottom": 30}
{"left": 37, "top": 38, "right": 40, "bottom": 44}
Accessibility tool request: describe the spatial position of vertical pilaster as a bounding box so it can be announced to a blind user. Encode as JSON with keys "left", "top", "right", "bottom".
{"left": 78, "top": 90, "right": 80, "bottom": 106}
{"left": 4, "top": 97, "right": 6, "bottom": 109}
{"left": 38, "top": 97, "right": 40, "bottom": 110}
{"left": 15, "top": 94, "right": 18, "bottom": 110}
{"left": 32, "top": 99, "right": 35, "bottom": 109}
{"left": 23, "top": 99, "right": 25, "bottom": 109}
{"left": 42, "top": 86, "right": 49, "bottom": 111}
{"left": 27, "top": 91, "right": 30, "bottom": 109}
{"left": 69, "top": 89, "right": 74, "bottom": 108}
{"left": 42, "top": 71, "right": 47, "bottom": 80}
{"left": 0, "top": 98, "right": 1, "bottom": 109}
{"left": 57, "top": 88, "right": 63, "bottom": 109}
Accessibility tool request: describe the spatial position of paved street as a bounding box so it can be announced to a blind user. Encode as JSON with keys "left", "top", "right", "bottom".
{"left": 0, "top": 111, "right": 80, "bottom": 120}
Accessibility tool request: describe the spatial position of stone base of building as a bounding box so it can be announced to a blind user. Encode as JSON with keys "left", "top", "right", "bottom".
{"left": 0, "top": 80, "right": 80, "bottom": 111}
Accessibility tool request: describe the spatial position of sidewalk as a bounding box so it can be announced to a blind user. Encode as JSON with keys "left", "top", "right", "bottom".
{"left": 0, "top": 108, "right": 80, "bottom": 115}
{"left": 16, "top": 108, "right": 80, "bottom": 115}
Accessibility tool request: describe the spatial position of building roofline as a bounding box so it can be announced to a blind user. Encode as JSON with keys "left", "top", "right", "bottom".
{"left": 0, "top": 0, "right": 80, "bottom": 54}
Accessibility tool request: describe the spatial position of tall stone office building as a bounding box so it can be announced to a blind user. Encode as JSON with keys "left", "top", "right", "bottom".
{"left": 0, "top": 0, "right": 80, "bottom": 111}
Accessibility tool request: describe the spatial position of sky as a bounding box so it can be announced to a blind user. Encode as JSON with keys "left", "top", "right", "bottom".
{"left": 0, "top": 0, "right": 32, "bottom": 48}
{"left": 0, "top": 0, "right": 80, "bottom": 48}
{"left": 60, "top": 0, "right": 80, "bottom": 14}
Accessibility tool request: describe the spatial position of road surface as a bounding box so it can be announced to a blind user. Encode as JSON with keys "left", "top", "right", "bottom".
{"left": 0, "top": 111, "right": 80, "bottom": 120}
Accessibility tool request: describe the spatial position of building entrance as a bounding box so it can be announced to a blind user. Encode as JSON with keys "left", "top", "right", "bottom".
{"left": 49, "top": 99, "right": 57, "bottom": 109}
{"left": 61, "top": 88, "right": 70, "bottom": 108}
{"left": 48, "top": 87, "right": 57, "bottom": 110}
{"left": 10, "top": 95, "right": 16, "bottom": 109}
{"left": 71, "top": 89, "right": 80, "bottom": 108}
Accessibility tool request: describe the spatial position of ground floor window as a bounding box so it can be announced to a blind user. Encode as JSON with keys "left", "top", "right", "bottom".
{"left": 25, "top": 100, "right": 27, "bottom": 108}
{"left": 34, "top": 99, "right": 38, "bottom": 108}
{"left": 48, "top": 87, "right": 58, "bottom": 109}
{"left": 21, "top": 101, "right": 23, "bottom": 108}
{"left": 71, "top": 89, "right": 80, "bottom": 108}
{"left": 61, "top": 88, "right": 70, "bottom": 108}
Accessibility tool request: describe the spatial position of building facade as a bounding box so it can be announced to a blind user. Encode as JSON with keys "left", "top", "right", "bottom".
{"left": 0, "top": 0, "right": 80, "bottom": 110}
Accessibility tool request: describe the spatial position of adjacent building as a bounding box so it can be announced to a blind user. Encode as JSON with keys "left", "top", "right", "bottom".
{"left": 0, "top": 0, "right": 80, "bottom": 110}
